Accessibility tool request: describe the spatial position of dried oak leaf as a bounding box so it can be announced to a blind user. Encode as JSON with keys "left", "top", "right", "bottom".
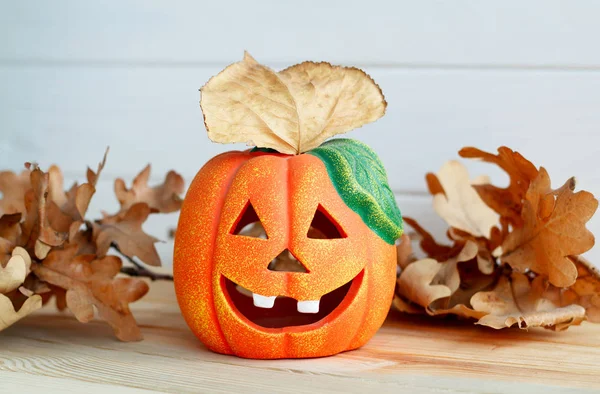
{"left": 0, "top": 293, "right": 42, "bottom": 331}
{"left": 541, "top": 256, "right": 600, "bottom": 323}
{"left": 459, "top": 147, "right": 539, "bottom": 227}
{"left": 500, "top": 169, "right": 598, "bottom": 287}
{"left": 396, "top": 233, "right": 415, "bottom": 270}
{"left": 69, "top": 223, "right": 97, "bottom": 256}
{"left": 425, "top": 172, "right": 445, "bottom": 196}
{"left": 396, "top": 258, "right": 450, "bottom": 310}
{"left": 0, "top": 213, "right": 22, "bottom": 266}
{"left": 429, "top": 160, "right": 499, "bottom": 238}
{"left": 0, "top": 213, "right": 22, "bottom": 242}
{"left": 0, "top": 239, "right": 14, "bottom": 268}
{"left": 86, "top": 147, "right": 108, "bottom": 187}
{"left": 19, "top": 167, "right": 67, "bottom": 258}
{"left": 47, "top": 165, "right": 95, "bottom": 229}
{"left": 396, "top": 241, "right": 478, "bottom": 312}
{"left": 427, "top": 257, "right": 495, "bottom": 319}
{"left": 34, "top": 246, "right": 149, "bottom": 341}
{"left": 448, "top": 228, "right": 495, "bottom": 275}
{"left": 46, "top": 149, "right": 107, "bottom": 234}
{"left": 94, "top": 203, "right": 161, "bottom": 267}
{"left": 569, "top": 256, "right": 600, "bottom": 322}
{"left": 114, "top": 165, "right": 184, "bottom": 214}
{"left": 21, "top": 273, "right": 51, "bottom": 295}
{"left": 0, "top": 247, "right": 31, "bottom": 293}
{"left": 403, "top": 216, "right": 461, "bottom": 262}
{"left": 392, "top": 295, "right": 425, "bottom": 315}
{"left": 0, "top": 170, "right": 30, "bottom": 216}
{"left": 471, "top": 272, "right": 585, "bottom": 330}
{"left": 200, "top": 52, "right": 386, "bottom": 154}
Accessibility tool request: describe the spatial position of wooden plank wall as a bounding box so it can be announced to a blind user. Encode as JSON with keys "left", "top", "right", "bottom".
{"left": 1, "top": 0, "right": 599, "bottom": 263}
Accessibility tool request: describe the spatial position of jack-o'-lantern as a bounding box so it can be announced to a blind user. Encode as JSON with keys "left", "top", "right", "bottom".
{"left": 174, "top": 53, "right": 403, "bottom": 359}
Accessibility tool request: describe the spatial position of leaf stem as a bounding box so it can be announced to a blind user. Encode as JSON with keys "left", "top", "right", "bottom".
{"left": 110, "top": 243, "right": 173, "bottom": 281}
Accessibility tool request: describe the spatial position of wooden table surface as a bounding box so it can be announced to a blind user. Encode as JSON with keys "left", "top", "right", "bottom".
{"left": 1, "top": 280, "right": 599, "bottom": 394}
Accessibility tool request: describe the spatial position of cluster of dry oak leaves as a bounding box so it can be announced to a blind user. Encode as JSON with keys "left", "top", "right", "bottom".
{"left": 395, "top": 147, "right": 599, "bottom": 331}
{"left": 0, "top": 150, "right": 184, "bottom": 341}
{"left": 0, "top": 146, "right": 598, "bottom": 341}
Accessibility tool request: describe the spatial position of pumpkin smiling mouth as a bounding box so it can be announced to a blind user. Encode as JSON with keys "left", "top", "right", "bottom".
{"left": 222, "top": 270, "right": 364, "bottom": 329}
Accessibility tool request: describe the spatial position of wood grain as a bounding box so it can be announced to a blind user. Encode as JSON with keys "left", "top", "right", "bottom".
{"left": 1, "top": 281, "right": 598, "bottom": 393}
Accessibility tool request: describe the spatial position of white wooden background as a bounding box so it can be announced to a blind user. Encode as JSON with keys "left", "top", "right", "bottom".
{"left": 1, "top": 0, "right": 599, "bottom": 264}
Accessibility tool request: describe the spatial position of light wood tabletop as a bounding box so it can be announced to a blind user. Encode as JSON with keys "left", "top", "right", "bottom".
{"left": 1, "top": 280, "right": 598, "bottom": 394}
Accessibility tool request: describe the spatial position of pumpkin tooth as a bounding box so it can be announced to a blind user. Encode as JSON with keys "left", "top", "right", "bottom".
{"left": 297, "top": 300, "right": 320, "bottom": 314}
{"left": 252, "top": 293, "right": 276, "bottom": 309}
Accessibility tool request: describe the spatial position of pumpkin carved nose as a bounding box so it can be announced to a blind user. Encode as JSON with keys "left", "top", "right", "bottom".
{"left": 268, "top": 249, "right": 308, "bottom": 273}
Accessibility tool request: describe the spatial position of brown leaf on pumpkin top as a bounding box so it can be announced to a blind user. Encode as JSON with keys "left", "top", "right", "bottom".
{"left": 114, "top": 165, "right": 184, "bottom": 214}
{"left": 200, "top": 52, "right": 387, "bottom": 154}
{"left": 94, "top": 203, "right": 161, "bottom": 267}
{"left": 33, "top": 245, "right": 149, "bottom": 341}
{"left": 0, "top": 170, "right": 30, "bottom": 216}
{"left": 471, "top": 272, "right": 585, "bottom": 331}
{"left": 459, "top": 146, "right": 539, "bottom": 227}
{"left": 500, "top": 168, "right": 598, "bottom": 287}
{"left": 430, "top": 161, "right": 499, "bottom": 238}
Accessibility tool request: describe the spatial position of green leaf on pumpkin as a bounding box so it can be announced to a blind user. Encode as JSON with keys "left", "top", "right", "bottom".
{"left": 308, "top": 138, "right": 402, "bottom": 245}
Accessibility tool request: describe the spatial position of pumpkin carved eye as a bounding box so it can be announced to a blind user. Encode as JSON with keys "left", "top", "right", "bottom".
{"left": 231, "top": 201, "right": 268, "bottom": 239}
{"left": 307, "top": 204, "right": 347, "bottom": 240}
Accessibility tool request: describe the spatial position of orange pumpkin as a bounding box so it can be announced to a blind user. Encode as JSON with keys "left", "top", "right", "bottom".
{"left": 174, "top": 150, "right": 398, "bottom": 359}
{"left": 175, "top": 54, "right": 402, "bottom": 359}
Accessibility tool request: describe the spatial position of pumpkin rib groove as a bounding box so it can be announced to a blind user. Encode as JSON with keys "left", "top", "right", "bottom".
{"left": 284, "top": 156, "right": 292, "bottom": 294}
{"left": 210, "top": 153, "right": 250, "bottom": 354}
{"left": 283, "top": 156, "right": 293, "bottom": 358}
{"left": 174, "top": 151, "right": 246, "bottom": 354}
{"left": 348, "top": 235, "right": 373, "bottom": 350}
